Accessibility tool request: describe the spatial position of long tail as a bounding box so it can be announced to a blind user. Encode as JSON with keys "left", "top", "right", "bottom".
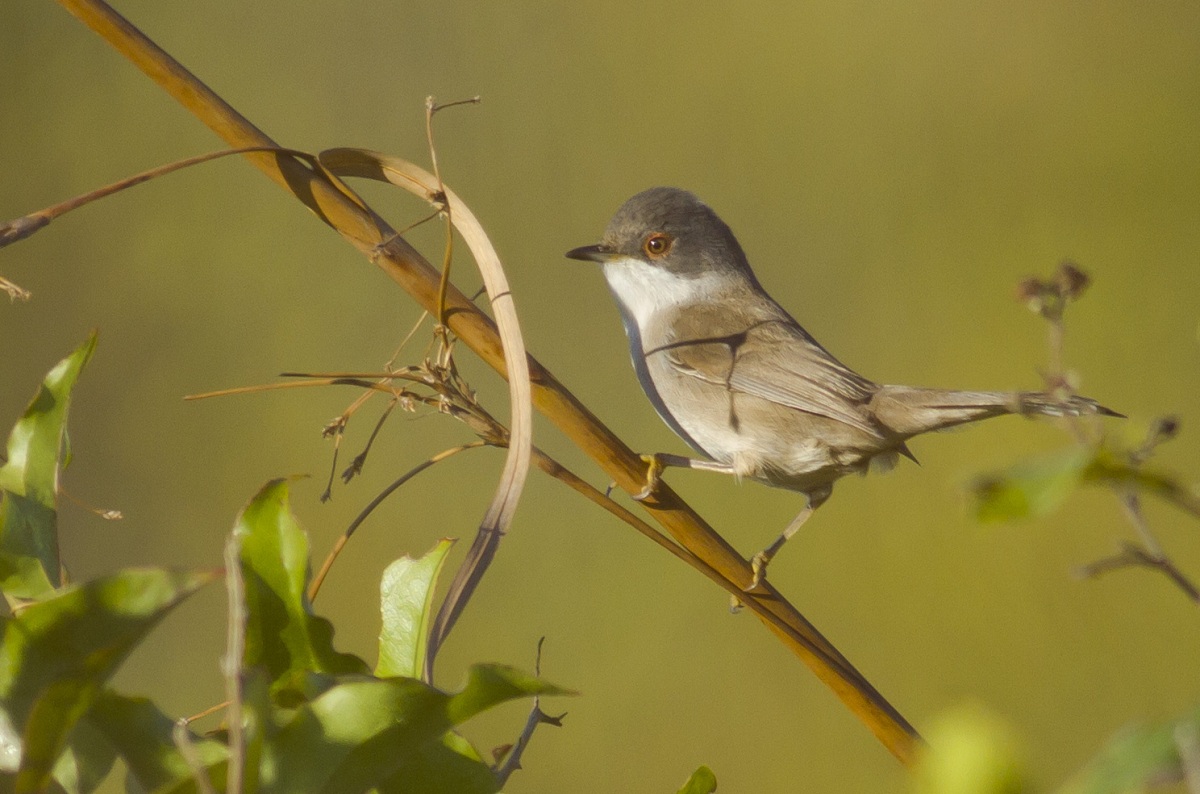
{"left": 869, "top": 385, "right": 1123, "bottom": 437}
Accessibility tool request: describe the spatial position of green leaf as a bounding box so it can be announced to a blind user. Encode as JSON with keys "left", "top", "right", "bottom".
{"left": 913, "top": 702, "right": 1027, "bottom": 794}
{"left": 446, "top": 663, "right": 574, "bottom": 725}
{"left": 377, "top": 539, "right": 455, "bottom": 679}
{"left": 50, "top": 716, "right": 116, "bottom": 794}
{"left": 85, "top": 692, "right": 227, "bottom": 794}
{"left": 0, "top": 551, "right": 54, "bottom": 602}
{"left": 970, "top": 448, "right": 1092, "bottom": 523}
{"left": 268, "top": 677, "right": 451, "bottom": 794}
{"left": 0, "top": 333, "right": 97, "bottom": 598}
{"left": 269, "top": 664, "right": 570, "bottom": 794}
{"left": 1082, "top": 445, "right": 1200, "bottom": 517}
{"left": 676, "top": 765, "right": 717, "bottom": 794}
{"left": 236, "top": 479, "right": 368, "bottom": 698}
{"left": 377, "top": 733, "right": 497, "bottom": 794}
{"left": 0, "top": 567, "right": 216, "bottom": 793}
{"left": 0, "top": 706, "right": 20, "bottom": 773}
{"left": 1057, "top": 706, "right": 1199, "bottom": 794}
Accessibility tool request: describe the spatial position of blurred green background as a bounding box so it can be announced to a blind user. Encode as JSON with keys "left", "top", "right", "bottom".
{"left": 4, "top": 2, "right": 1200, "bottom": 791}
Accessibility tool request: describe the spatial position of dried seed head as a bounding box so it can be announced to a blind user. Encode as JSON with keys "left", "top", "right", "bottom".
{"left": 1055, "top": 261, "right": 1091, "bottom": 300}
{"left": 1016, "top": 276, "right": 1049, "bottom": 314}
{"left": 1153, "top": 415, "right": 1180, "bottom": 441}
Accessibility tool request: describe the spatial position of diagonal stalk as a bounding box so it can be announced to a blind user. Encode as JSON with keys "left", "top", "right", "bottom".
{"left": 53, "top": 0, "right": 920, "bottom": 762}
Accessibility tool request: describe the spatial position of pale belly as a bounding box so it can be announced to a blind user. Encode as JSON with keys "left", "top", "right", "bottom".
{"left": 641, "top": 351, "right": 884, "bottom": 495}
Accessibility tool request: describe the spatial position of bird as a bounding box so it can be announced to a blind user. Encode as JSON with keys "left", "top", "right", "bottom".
{"left": 566, "top": 186, "right": 1119, "bottom": 590}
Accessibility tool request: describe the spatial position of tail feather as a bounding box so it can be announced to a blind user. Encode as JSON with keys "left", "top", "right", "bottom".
{"left": 870, "top": 386, "right": 1122, "bottom": 437}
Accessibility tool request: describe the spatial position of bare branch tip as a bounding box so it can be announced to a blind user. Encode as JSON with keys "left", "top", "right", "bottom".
{"left": 0, "top": 276, "right": 32, "bottom": 302}
{"left": 1055, "top": 260, "right": 1091, "bottom": 301}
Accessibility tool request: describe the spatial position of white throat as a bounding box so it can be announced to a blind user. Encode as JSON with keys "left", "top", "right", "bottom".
{"left": 601, "top": 256, "right": 726, "bottom": 330}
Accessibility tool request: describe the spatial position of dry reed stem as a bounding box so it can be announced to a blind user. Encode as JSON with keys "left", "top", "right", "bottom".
{"left": 314, "top": 151, "right": 535, "bottom": 679}
{"left": 54, "top": 0, "right": 919, "bottom": 763}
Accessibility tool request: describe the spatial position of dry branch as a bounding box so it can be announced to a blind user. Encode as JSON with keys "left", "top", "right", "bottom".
{"left": 54, "top": 0, "right": 919, "bottom": 763}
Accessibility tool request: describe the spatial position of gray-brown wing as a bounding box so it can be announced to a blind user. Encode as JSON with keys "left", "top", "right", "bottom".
{"left": 661, "top": 320, "right": 882, "bottom": 437}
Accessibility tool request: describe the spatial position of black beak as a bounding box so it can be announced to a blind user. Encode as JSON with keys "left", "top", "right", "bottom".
{"left": 565, "top": 244, "right": 614, "bottom": 263}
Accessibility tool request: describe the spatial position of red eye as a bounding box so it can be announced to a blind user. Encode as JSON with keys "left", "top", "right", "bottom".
{"left": 643, "top": 233, "right": 672, "bottom": 257}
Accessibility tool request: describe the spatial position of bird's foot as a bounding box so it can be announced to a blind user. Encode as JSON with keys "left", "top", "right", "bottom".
{"left": 745, "top": 550, "right": 771, "bottom": 592}
{"left": 631, "top": 453, "right": 666, "bottom": 501}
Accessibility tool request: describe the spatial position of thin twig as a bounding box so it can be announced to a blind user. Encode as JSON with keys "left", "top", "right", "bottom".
{"left": 495, "top": 637, "right": 565, "bottom": 786}
{"left": 1024, "top": 264, "right": 1197, "bottom": 599}
{"left": 1075, "top": 540, "right": 1200, "bottom": 602}
{"left": 426, "top": 98, "right": 452, "bottom": 353}
{"left": 308, "top": 441, "right": 489, "bottom": 602}
{"left": 184, "top": 699, "right": 230, "bottom": 725}
{"left": 424, "top": 95, "right": 480, "bottom": 335}
{"left": 184, "top": 378, "right": 391, "bottom": 401}
{"left": 387, "top": 309, "right": 434, "bottom": 371}
{"left": 319, "top": 388, "right": 383, "bottom": 499}
{"left": 1103, "top": 452, "right": 1198, "bottom": 602}
{"left": 223, "top": 533, "right": 246, "bottom": 794}
{"left": 1117, "top": 490, "right": 1168, "bottom": 561}
{"left": 0, "top": 276, "right": 31, "bottom": 301}
{"left": 172, "top": 719, "right": 216, "bottom": 794}
{"left": 320, "top": 415, "right": 348, "bottom": 503}
{"left": 58, "top": 485, "right": 123, "bottom": 520}
{"left": 0, "top": 146, "right": 318, "bottom": 250}
{"left": 341, "top": 397, "right": 399, "bottom": 484}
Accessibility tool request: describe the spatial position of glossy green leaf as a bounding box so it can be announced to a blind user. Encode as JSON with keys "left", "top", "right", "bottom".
{"left": 269, "top": 677, "right": 450, "bottom": 794}
{"left": 377, "top": 732, "right": 496, "bottom": 794}
{"left": 236, "top": 479, "right": 368, "bottom": 696}
{"left": 970, "top": 448, "right": 1092, "bottom": 523}
{"left": 1057, "top": 707, "right": 1198, "bottom": 794}
{"left": 0, "top": 333, "right": 97, "bottom": 598}
{"left": 377, "top": 539, "right": 455, "bottom": 679}
{"left": 0, "top": 567, "right": 216, "bottom": 793}
{"left": 85, "top": 692, "right": 228, "bottom": 794}
{"left": 914, "top": 703, "right": 1027, "bottom": 794}
{"left": 446, "top": 664, "right": 574, "bottom": 725}
{"left": 269, "top": 664, "right": 569, "bottom": 794}
{"left": 676, "top": 765, "right": 717, "bottom": 794}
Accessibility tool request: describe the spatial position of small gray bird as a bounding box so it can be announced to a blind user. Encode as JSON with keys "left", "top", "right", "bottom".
{"left": 566, "top": 186, "right": 1118, "bottom": 590}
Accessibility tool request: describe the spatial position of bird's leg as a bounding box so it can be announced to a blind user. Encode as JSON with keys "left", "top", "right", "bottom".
{"left": 746, "top": 507, "right": 813, "bottom": 591}
{"left": 631, "top": 453, "right": 736, "bottom": 501}
{"left": 745, "top": 488, "right": 831, "bottom": 592}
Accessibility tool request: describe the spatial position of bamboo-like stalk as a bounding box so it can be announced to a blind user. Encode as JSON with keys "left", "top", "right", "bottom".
{"left": 54, "top": 0, "right": 920, "bottom": 763}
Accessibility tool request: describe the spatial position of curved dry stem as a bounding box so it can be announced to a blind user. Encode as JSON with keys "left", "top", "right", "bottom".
{"left": 54, "top": 0, "right": 919, "bottom": 763}
{"left": 315, "top": 148, "right": 535, "bottom": 680}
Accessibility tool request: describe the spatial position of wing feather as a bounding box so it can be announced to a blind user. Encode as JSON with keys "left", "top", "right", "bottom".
{"left": 660, "top": 320, "right": 883, "bottom": 437}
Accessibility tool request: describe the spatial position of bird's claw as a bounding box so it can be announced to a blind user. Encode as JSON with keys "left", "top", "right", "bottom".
{"left": 631, "top": 454, "right": 665, "bottom": 501}
{"left": 745, "top": 550, "right": 771, "bottom": 592}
